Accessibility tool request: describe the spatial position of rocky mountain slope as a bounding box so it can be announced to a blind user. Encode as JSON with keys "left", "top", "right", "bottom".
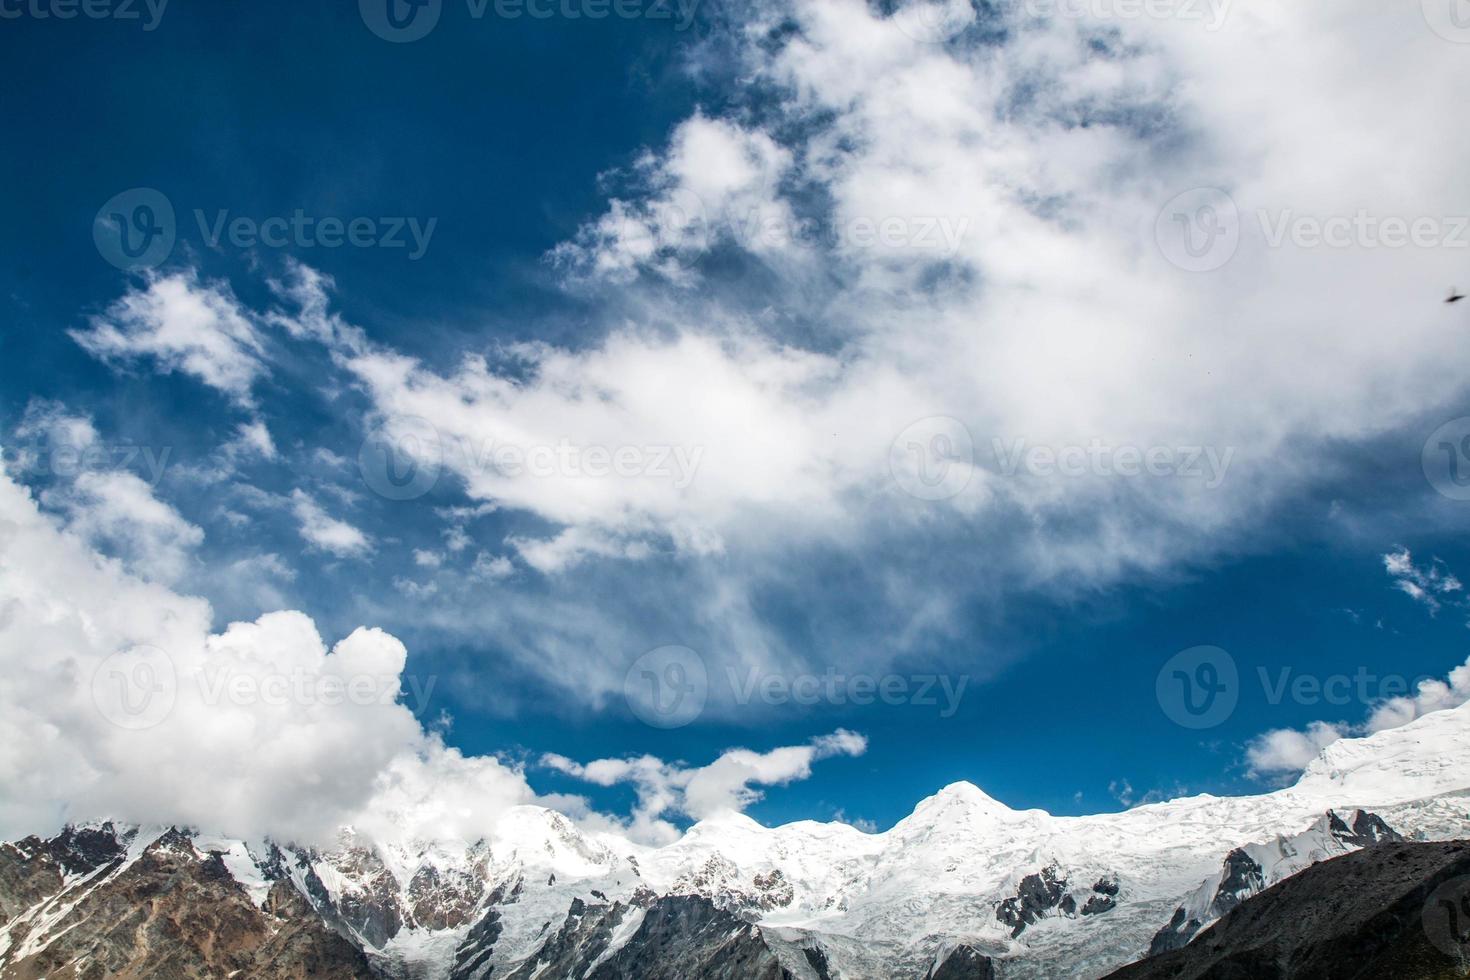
{"left": 1104, "top": 840, "right": 1470, "bottom": 980}
{"left": 5, "top": 701, "right": 1470, "bottom": 979}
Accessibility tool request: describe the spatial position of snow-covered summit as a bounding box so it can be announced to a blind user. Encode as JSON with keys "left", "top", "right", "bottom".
{"left": 6, "top": 702, "right": 1470, "bottom": 979}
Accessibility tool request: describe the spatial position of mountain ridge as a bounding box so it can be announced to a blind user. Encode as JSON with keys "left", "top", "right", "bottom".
{"left": 5, "top": 701, "right": 1470, "bottom": 978}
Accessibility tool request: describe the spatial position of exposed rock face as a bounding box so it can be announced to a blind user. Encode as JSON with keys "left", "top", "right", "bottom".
{"left": 1149, "top": 808, "right": 1404, "bottom": 955}
{"left": 996, "top": 866, "right": 1072, "bottom": 937}
{"left": 0, "top": 828, "right": 373, "bottom": 979}
{"left": 1106, "top": 841, "right": 1470, "bottom": 980}
{"left": 1329, "top": 809, "right": 1400, "bottom": 848}
{"left": 580, "top": 895, "right": 795, "bottom": 980}
{"left": 928, "top": 944, "right": 997, "bottom": 979}
{"left": 448, "top": 906, "right": 502, "bottom": 979}
{"left": 503, "top": 896, "right": 621, "bottom": 980}
{"left": 665, "top": 855, "right": 799, "bottom": 918}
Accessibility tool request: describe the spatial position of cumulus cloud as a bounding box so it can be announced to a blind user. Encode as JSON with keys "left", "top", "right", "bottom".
{"left": 543, "top": 729, "right": 867, "bottom": 844}
{"left": 0, "top": 457, "right": 861, "bottom": 845}
{"left": 0, "top": 458, "right": 473, "bottom": 842}
{"left": 1245, "top": 722, "right": 1349, "bottom": 781}
{"left": 70, "top": 272, "right": 268, "bottom": 405}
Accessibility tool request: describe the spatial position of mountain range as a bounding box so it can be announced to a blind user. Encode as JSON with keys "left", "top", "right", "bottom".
{"left": 5, "top": 701, "right": 1470, "bottom": 979}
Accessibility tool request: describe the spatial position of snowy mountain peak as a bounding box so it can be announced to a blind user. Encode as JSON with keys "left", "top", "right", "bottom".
{"left": 7, "top": 707, "right": 1470, "bottom": 979}
{"left": 1295, "top": 699, "right": 1470, "bottom": 803}
{"left": 925, "top": 781, "right": 1014, "bottom": 811}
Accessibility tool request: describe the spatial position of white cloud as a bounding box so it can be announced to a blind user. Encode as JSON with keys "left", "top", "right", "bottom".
{"left": 14, "top": 399, "right": 100, "bottom": 451}
{"left": 1383, "top": 548, "right": 1463, "bottom": 615}
{"left": 1245, "top": 722, "right": 1348, "bottom": 781}
{"left": 1364, "top": 661, "right": 1470, "bottom": 733}
{"left": 544, "top": 729, "right": 867, "bottom": 844}
{"left": 76, "top": 0, "right": 1470, "bottom": 717}
{"left": 472, "top": 552, "right": 514, "bottom": 580}
{"left": 317, "top": 1, "right": 1469, "bottom": 600}
{"left": 48, "top": 471, "right": 205, "bottom": 583}
{"left": 71, "top": 272, "right": 268, "bottom": 405}
{"left": 0, "top": 457, "right": 534, "bottom": 843}
{"left": 552, "top": 113, "right": 797, "bottom": 283}
{"left": 1246, "top": 651, "right": 1470, "bottom": 780}
{"left": 9, "top": 404, "right": 203, "bottom": 583}
{"left": 290, "top": 489, "right": 371, "bottom": 558}
{"left": 0, "top": 458, "right": 859, "bottom": 846}
{"left": 229, "top": 420, "right": 279, "bottom": 461}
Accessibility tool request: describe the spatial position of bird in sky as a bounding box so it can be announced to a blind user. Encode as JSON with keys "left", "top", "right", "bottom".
{"left": 1448, "top": 287, "right": 1466, "bottom": 304}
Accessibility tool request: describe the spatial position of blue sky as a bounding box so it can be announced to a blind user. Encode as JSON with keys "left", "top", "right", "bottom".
{"left": 4, "top": 0, "right": 1470, "bottom": 839}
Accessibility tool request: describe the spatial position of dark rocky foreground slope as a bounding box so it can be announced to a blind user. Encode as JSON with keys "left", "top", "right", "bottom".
{"left": 1105, "top": 840, "right": 1470, "bottom": 980}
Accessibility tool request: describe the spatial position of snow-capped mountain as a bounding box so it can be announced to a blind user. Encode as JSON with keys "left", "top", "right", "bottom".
{"left": 5, "top": 701, "right": 1470, "bottom": 979}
